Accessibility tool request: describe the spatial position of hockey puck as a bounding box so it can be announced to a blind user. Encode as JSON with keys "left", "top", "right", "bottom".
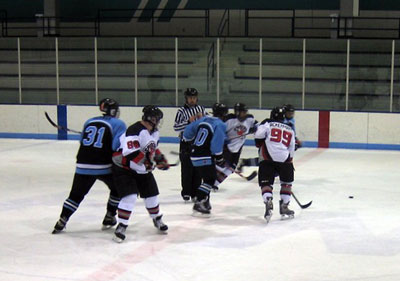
{"left": 348, "top": 196, "right": 354, "bottom": 199}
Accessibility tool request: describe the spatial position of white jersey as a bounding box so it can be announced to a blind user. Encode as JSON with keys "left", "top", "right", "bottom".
{"left": 114, "top": 121, "right": 160, "bottom": 174}
{"left": 254, "top": 120, "right": 295, "bottom": 162}
{"left": 225, "top": 114, "right": 257, "bottom": 153}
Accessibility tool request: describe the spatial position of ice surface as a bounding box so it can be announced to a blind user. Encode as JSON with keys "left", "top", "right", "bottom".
{"left": 0, "top": 139, "right": 399, "bottom": 281}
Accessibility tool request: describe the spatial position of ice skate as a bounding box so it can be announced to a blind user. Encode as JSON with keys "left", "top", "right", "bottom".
{"left": 52, "top": 216, "right": 67, "bottom": 234}
{"left": 113, "top": 223, "right": 127, "bottom": 243}
{"left": 264, "top": 198, "right": 273, "bottom": 223}
{"left": 101, "top": 211, "right": 117, "bottom": 230}
{"left": 193, "top": 198, "right": 211, "bottom": 217}
{"left": 279, "top": 200, "right": 295, "bottom": 220}
{"left": 153, "top": 215, "right": 168, "bottom": 233}
{"left": 211, "top": 185, "right": 219, "bottom": 192}
{"left": 182, "top": 195, "right": 191, "bottom": 202}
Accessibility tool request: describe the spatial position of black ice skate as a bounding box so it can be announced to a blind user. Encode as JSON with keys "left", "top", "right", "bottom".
{"left": 264, "top": 198, "right": 273, "bottom": 223}
{"left": 101, "top": 211, "right": 117, "bottom": 230}
{"left": 279, "top": 200, "right": 295, "bottom": 220}
{"left": 193, "top": 198, "right": 211, "bottom": 216}
{"left": 211, "top": 185, "right": 219, "bottom": 192}
{"left": 182, "top": 195, "right": 191, "bottom": 202}
{"left": 153, "top": 215, "right": 168, "bottom": 233}
{"left": 52, "top": 216, "right": 68, "bottom": 234}
{"left": 204, "top": 197, "right": 212, "bottom": 210}
{"left": 113, "top": 223, "right": 127, "bottom": 243}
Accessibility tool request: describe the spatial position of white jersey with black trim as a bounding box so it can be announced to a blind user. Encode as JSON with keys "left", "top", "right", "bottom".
{"left": 117, "top": 121, "right": 160, "bottom": 174}
{"left": 255, "top": 120, "right": 295, "bottom": 162}
{"left": 225, "top": 114, "right": 257, "bottom": 153}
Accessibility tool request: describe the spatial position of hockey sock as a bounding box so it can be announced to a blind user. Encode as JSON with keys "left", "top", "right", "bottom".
{"left": 117, "top": 194, "right": 137, "bottom": 225}
{"left": 60, "top": 198, "right": 79, "bottom": 219}
{"left": 261, "top": 185, "right": 273, "bottom": 202}
{"left": 280, "top": 182, "right": 292, "bottom": 204}
{"left": 144, "top": 196, "right": 160, "bottom": 219}
{"left": 107, "top": 195, "right": 120, "bottom": 215}
{"left": 196, "top": 183, "right": 212, "bottom": 201}
{"left": 214, "top": 166, "right": 233, "bottom": 187}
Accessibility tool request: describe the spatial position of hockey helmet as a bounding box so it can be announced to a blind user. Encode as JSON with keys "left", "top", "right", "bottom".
{"left": 99, "top": 98, "right": 120, "bottom": 117}
{"left": 212, "top": 102, "right": 228, "bottom": 119}
{"left": 184, "top": 88, "right": 198, "bottom": 97}
{"left": 270, "top": 106, "right": 286, "bottom": 121}
{"left": 233, "top": 102, "right": 248, "bottom": 121}
{"left": 142, "top": 105, "right": 163, "bottom": 129}
{"left": 283, "top": 104, "right": 295, "bottom": 119}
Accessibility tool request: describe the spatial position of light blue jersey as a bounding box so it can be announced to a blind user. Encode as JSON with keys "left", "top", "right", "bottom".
{"left": 183, "top": 116, "right": 227, "bottom": 167}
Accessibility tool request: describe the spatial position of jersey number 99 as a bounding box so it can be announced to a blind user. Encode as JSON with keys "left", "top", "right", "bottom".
{"left": 270, "top": 128, "right": 292, "bottom": 147}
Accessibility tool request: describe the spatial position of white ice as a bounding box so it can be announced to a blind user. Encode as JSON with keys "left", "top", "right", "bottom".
{"left": 0, "top": 139, "right": 400, "bottom": 281}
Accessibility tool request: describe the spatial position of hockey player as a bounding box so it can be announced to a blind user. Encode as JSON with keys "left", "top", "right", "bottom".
{"left": 255, "top": 106, "right": 295, "bottom": 222}
{"left": 52, "top": 98, "right": 126, "bottom": 234}
{"left": 237, "top": 104, "right": 301, "bottom": 172}
{"left": 183, "top": 103, "right": 228, "bottom": 215}
{"left": 173, "top": 88, "right": 206, "bottom": 202}
{"left": 112, "top": 105, "right": 169, "bottom": 242}
{"left": 213, "top": 102, "right": 257, "bottom": 190}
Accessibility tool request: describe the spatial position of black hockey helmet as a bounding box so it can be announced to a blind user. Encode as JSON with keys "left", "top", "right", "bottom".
{"left": 234, "top": 103, "right": 247, "bottom": 114}
{"left": 283, "top": 104, "right": 295, "bottom": 119}
{"left": 212, "top": 102, "right": 228, "bottom": 119}
{"left": 283, "top": 104, "right": 295, "bottom": 112}
{"left": 270, "top": 106, "right": 286, "bottom": 121}
{"left": 99, "top": 98, "right": 119, "bottom": 117}
{"left": 184, "top": 88, "right": 198, "bottom": 97}
{"left": 234, "top": 102, "right": 248, "bottom": 121}
{"left": 142, "top": 105, "right": 163, "bottom": 128}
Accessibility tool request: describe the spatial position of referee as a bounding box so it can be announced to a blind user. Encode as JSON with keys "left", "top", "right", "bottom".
{"left": 173, "top": 88, "right": 206, "bottom": 202}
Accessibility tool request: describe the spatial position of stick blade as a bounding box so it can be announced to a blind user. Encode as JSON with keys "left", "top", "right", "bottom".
{"left": 44, "top": 111, "right": 59, "bottom": 128}
{"left": 300, "top": 201, "right": 312, "bottom": 209}
{"left": 246, "top": 171, "right": 258, "bottom": 181}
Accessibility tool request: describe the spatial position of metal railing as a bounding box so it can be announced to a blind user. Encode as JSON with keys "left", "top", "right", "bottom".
{"left": 2, "top": 9, "right": 400, "bottom": 38}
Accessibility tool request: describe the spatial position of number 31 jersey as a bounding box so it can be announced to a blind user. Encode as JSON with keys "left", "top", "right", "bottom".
{"left": 76, "top": 116, "right": 126, "bottom": 175}
{"left": 254, "top": 120, "right": 295, "bottom": 163}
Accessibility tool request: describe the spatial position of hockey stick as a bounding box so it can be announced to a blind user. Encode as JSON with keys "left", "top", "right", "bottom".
{"left": 291, "top": 192, "right": 312, "bottom": 209}
{"left": 155, "top": 159, "right": 180, "bottom": 170}
{"left": 235, "top": 170, "right": 257, "bottom": 181}
{"left": 172, "top": 150, "right": 257, "bottom": 180}
{"left": 44, "top": 112, "right": 82, "bottom": 134}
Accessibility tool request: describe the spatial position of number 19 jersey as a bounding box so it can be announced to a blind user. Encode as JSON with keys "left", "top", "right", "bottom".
{"left": 76, "top": 116, "right": 126, "bottom": 175}
{"left": 255, "top": 120, "right": 295, "bottom": 163}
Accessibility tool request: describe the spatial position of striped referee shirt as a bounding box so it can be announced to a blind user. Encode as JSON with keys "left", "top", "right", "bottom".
{"left": 174, "top": 104, "right": 206, "bottom": 139}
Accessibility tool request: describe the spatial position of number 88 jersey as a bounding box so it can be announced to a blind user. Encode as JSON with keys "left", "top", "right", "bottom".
{"left": 76, "top": 116, "right": 126, "bottom": 175}
{"left": 254, "top": 120, "right": 295, "bottom": 163}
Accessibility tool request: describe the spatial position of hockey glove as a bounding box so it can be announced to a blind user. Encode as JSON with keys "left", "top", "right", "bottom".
{"left": 214, "top": 154, "right": 225, "bottom": 169}
{"left": 144, "top": 159, "right": 154, "bottom": 171}
{"left": 295, "top": 137, "right": 302, "bottom": 151}
{"left": 154, "top": 152, "right": 169, "bottom": 170}
{"left": 248, "top": 126, "right": 257, "bottom": 134}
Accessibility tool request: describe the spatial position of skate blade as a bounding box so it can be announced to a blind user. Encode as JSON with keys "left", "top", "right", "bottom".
{"left": 192, "top": 211, "right": 211, "bottom": 218}
{"left": 112, "top": 236, "right": 125, "bottom": 243}
{"left": 157, "top": 229, "right": 168, "bottom": 234}
{"left": 101, "top": 224, "right": 115, "bottom": 231}
{"left": 280, "top": 214, "right": 295, "bottom": 220}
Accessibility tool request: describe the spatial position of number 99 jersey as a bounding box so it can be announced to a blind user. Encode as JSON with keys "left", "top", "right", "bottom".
{"left": 76, "top": 116, "right": 126, "bottom": 175}
{"left": 254, "top": 119, "right": 295, "bottom": 163}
